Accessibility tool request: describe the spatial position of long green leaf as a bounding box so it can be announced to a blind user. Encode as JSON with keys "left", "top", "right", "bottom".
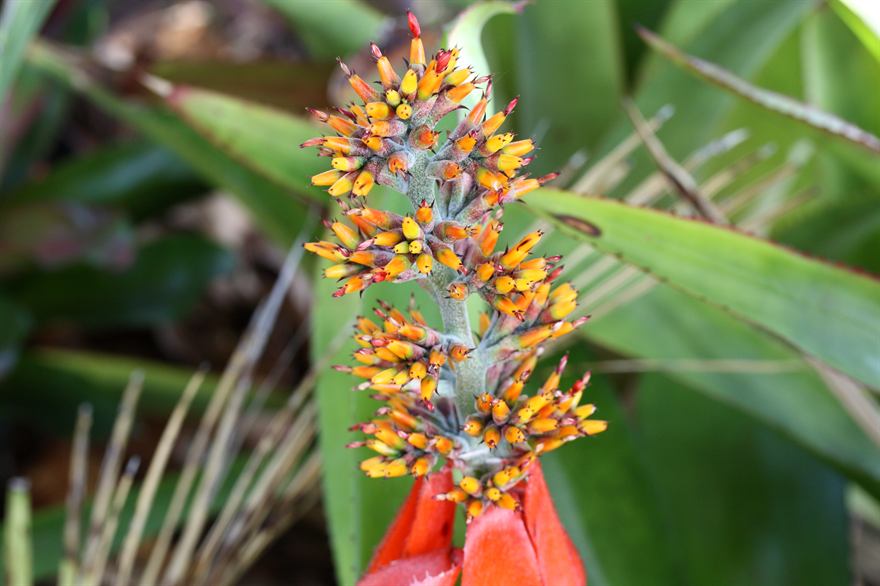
{"left": 539, "top": 354, "right": 678, "bottom": 586}
{"left": 638, "top": 376, "right": 848, "bottom": 586}
{"left": 774, "top": 197, "right": 880, "bottom": 274}
{"left": 446, "top": 1, "right": 518, "bottom": 114}
{"left": 262, "top": 0, "right": 385, "bottom": 60}
{"left": 150, "top": 60, "right": 333, "bottom": 113}
{"left": 638, "top": 25, "right": 880, "bottom": 155}
{"left": 0, "top": 295, "right": 30, "bottom": 379}
{"left": 6, "top": 235, "right": 234, "bottom": 329}
{"left": 165, "top": 86, "right": 326, "bottom": 199}
{"left": 25, "top": 42, "right": 316, "bottom": 245}
{"left": 0, "top": 348, "right": 225, "bottom": 429}
{"left": 534, "top": 190, "right": 880, "bottom": 389}
{"left": 801, "top": 7, "right": 880, "bottom": 191}
{"left": 832, "top": 0, "right": 880, "bottom": 63}
{"left": 2, "top": 141, "right": 205, "bottom": 217}
{"left": 514, "top": 0, "right": 624, "bottom": 172}
{"left": 596, "top": 0, "right": 816, "bottom": 194}
{"left": 0, "top": 0, "right": 55, "bottom": 105}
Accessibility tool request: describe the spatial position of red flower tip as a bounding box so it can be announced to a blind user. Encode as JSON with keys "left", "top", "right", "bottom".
{"left": 407, "top": 11, "right": 422, "bottom": 38}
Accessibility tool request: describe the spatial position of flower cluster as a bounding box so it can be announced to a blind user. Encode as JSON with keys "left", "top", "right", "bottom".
{"left": 303, "top": 12, "right": 607, "bottom": 523}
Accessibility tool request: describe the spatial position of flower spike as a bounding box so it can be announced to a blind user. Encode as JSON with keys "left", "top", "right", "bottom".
{"left": 300, "top": 15, "right": 601, "bottom": 583}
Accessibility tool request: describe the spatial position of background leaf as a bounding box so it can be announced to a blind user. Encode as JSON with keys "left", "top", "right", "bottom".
{"left": 539, "top": 351, "right": 679, "bottom": 586}
{"left": 445, "top": 1, "right": 517, "bottom": 114}
{"left": 2, "top": 141, "right": 206, "bottom": 218}
{"left": 5, "top": 234, "right": 234, "bottom": 329}
{"left": 514, "top": 0, "right": 625, "bottom": 173}
{"left": 0, "top": 294, "right": 30, "bottom": 379}
{"left": 832, "top": 0, "right": 880, "bottom": 63}
{"left": 26, "top": 43, "right": 318, "bottom": 245}
{"left": 534, "top": 190, "right": 880, "bottom": 389}
{"left": 0, "top": 0, "right": 55, "bottom": 105}
{"left": 638, "top": 375, "right": 849, "bottom": 586}
{"left": 0, "top": 348, "right": 228, "bottom": 433}
{"left": 262, "top": 0, "right": 385, "bottom": 60}
{"left": 166, "top": 85, "right": 326, "bottom": 202}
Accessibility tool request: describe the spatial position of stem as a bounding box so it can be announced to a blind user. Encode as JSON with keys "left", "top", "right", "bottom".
{"left": 407, "top": 157, "right": 487, "bottom": 415}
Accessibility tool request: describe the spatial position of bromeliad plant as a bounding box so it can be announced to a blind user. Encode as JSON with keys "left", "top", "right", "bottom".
{"left": 304, "top": 13, "right": 605, "bottom": 585}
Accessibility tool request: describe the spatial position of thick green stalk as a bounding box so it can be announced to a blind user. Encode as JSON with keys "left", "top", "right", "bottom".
{"left": 406, "top": 157, "right": 487, "bottom": 416}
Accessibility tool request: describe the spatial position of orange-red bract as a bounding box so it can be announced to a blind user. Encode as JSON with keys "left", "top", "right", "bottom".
{"left": 359, "top": 462, "right": 586, "bottom": 586}
{"left": 359, "top": 469, "right": 460, "bottom": 585}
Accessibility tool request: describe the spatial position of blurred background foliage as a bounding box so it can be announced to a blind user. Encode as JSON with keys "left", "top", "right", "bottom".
{"left": 1, "top": 0, "right": 879, "bottom": 584}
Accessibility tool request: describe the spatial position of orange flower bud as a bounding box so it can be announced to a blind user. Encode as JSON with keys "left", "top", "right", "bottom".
{"left": 312, "top": 169, "right": 343, "bottom": 186}
{"left": 395, "top": 102, "right": 413, "bottom": 120}
{"left": 365, "top": 101, "right": 392, "bottom": 120}
{"left": 460, "top": 476, "right": 481, "bottom": 496}
{"left": 400, "top": 69, "right": 418, "bottom": 96}
{"left": 483, "top": 425, "right": 501, "bottom": 449}
{"left": 463, "top": 417, "right": 483, "bottom": 437}
{"left": 435, "top": 247, "right": 462, "bottom": 271}
{"left": 503, "top": 138, "right": 535, "bottom": 156}
{"left": 401, "top": 216, "right": 421, "bottom": 240}
{"left": 579, "top": 419, "right": 608, "bottom": 436}
{"left": 328, "top": 174, "right": 354, "bottom": 197}
{"left": 447, "top": 282, "right": 467, "bottom": 300}
{"left": 491, "top": 400, "right": 511, "bottom": 425}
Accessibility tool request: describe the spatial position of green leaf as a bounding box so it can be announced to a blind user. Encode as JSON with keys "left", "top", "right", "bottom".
{"left": 583, "top": 281, "right": 880, "bottom": 496}
{"left": 2, "top": 141, "right": 206, "bottom": 218}
{"left": 446, "top": 1, "right": 518, "bottom": 114}
{"left": 596, "top": 0, "right": 817, "bottom": 193}
{"left": 5, "top": 235, "right": 234, "bottom": 329}
{"left": 638, "top": 376, "right": 848, "bottom": 585}
{"left": 773, "top": 196, "right": 880, "bottom": 274}
{"left": 832, "top": 0, "right": 880, "bottom": 63}
{"left": 514, "top": 0, "right": 625, "bottom": 172}
{"left": 165, "top": 86, "right": 326, "bottom": 200}
{"left": 0, "top": 0, "right": 55, "bottom": 106}
{"left": 0, "top": 348, "right": 226, "bottom": 433}
{"left": 0, "top": 295, "right": 30, "bottom": 379}
{"left": 0, "top": 202, "right": 134, "bottom": 275}
{"left": 25, "top": 42, "right": 317, "bottom": 245}
{"left": 540, "top": 360, "right": 679, "bottom": 586}
{"left": 263, "top": 0, "right": 385, "bottom": 60}
{"left": 150, "top": 60, "right": 333, "bottom": 114}
{"left": 801, "top": 7, "right": 880, "bottom": 191}
{"left": 534, "top": 190, "right": 880, "bottom": 389}
{"left": 638, "top": 25, "right": 880, "bottom": 155}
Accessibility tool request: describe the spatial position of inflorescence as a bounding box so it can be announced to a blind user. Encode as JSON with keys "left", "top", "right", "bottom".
{"left": 303, "top": 12, "right": 607, "bottom": 521}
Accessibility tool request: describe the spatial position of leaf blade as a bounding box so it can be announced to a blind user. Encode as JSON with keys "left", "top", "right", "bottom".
{"left": 533, "top": 190, "right": 880, "bottom": 389}
{"left": 0, "top": 0, "right": 55, "bottom": 105}
{"left": 638, "top": 25, "right": 880, "bottom": 155}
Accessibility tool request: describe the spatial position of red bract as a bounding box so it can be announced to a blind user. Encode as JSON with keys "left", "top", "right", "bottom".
{"left": 359, "top": 470, "right": 461, "bottom": 586}
{"left": 359, "top": 463, "right": 585, "bottom": 586}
